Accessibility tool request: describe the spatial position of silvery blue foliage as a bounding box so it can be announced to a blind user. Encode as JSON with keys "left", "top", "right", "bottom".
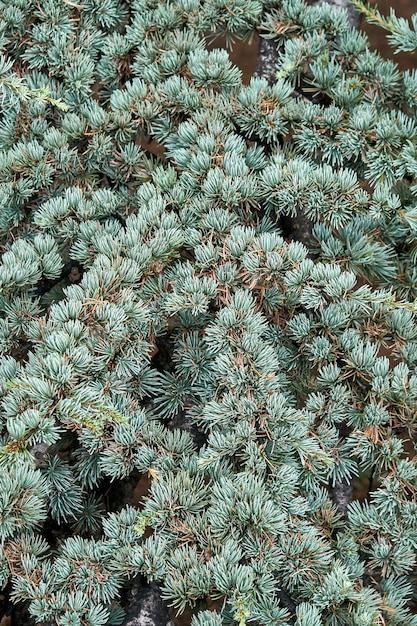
{"left": 1, "top": 0, "right": 417, "bottom": 624}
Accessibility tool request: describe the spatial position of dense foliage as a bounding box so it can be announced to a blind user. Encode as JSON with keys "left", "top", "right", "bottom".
{"left": 1, "top": 0, "right": 417, "bottom": 624}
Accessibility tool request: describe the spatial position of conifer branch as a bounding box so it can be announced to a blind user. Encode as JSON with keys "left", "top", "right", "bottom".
{"left": 314, "top": 0, "right": 362, "bottom": 28}
{"left": 1, "top": 0, "right": 417, "bottom": 625}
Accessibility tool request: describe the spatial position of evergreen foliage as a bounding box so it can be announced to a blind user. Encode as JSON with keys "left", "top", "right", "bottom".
{"left": 1, "top": 0, "right": 417, "bottom": 624}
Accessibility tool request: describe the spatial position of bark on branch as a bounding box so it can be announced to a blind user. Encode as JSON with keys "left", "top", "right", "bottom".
{"left": 122, "top": 582, "right": 175, "bottom": 626}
